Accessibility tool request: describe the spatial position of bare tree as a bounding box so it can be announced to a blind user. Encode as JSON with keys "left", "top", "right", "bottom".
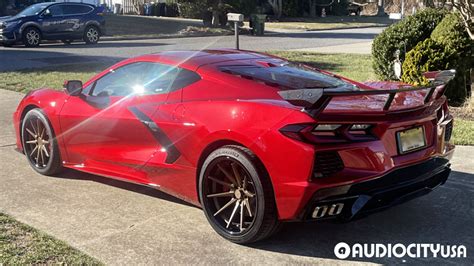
{"left": 268, "top": 0, "right": 283, "bottom": 18}
{"left": 452, "top": 0, "right": 474, "bottom": 40}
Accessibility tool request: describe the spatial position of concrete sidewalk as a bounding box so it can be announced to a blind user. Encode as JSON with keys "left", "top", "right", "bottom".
{"left": 0, "top": 89, "right": 473, "bottom": 265}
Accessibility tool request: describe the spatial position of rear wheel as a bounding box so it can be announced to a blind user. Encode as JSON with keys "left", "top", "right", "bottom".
{"left": 199, "top": 145, "right": 279, "bottom": 244}
{"left": 83, "top": 26, "right": 100, "bottom": 44}
{"left": 22, "top": 27, "right": 41, "bottom": 47}
{"left": 21, "top": 109, "right": 62, "bottom": 175}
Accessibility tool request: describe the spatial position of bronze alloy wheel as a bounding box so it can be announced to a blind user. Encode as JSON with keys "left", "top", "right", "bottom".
{"left": 203, "top": 158, "right": 258, "bottom": 234}
{"left": 21, "top": 109, "right": 62, "bottom": 175}
{"left": 199, "top": 145, "right": 279, "bottom": 244}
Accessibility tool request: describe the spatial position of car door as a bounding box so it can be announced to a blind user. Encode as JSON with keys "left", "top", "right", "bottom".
{"left": 39, "top": 4, "right": 67, "bottom": 37}
{"left": 59, "top": 61, "right": 174, "bottom": 184}
{"left": 61, "top": 4, "right": 93, "bottom": 37}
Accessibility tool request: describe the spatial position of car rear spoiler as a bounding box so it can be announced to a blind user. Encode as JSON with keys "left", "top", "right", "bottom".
{"left": 278, "top": 70, "right": 456, "bottom": 117}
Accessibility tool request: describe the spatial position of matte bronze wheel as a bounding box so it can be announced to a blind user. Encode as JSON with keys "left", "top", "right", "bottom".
{"left": 21, "top": 109, "right": 62, "bottom": 175}
{"left": 199, "top": 145, "right": 279, "bottom": 244}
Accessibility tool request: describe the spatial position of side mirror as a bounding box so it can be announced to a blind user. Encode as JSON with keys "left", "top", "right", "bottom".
{"left": 64, "top": 80, "right": 83, "bottom": 96}
{"left": 42, "top": 9, "right": 52, "bottom": 17}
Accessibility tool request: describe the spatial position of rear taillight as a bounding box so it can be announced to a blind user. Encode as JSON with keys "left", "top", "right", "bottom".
{"left": 280, "top": 123, "right": 376, "bottom": 144}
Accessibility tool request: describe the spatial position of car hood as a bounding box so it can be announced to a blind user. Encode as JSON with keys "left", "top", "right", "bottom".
{"left": 0, "top": 16, "right": 21, "bottom": 23}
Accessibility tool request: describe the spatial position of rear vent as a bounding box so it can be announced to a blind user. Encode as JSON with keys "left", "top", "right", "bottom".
{"left": 313, "top": 151, "right": 344, "bottom": 179}
{"left": 445, "top": 120, "right": 453, "bottom": 142}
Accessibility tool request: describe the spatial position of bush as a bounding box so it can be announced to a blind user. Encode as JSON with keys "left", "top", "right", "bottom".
{"left": 401, "top": 12, "right": 473, "bottom": 104}
{"left": 431, "top": 12, "right": 473, "bottom": 68}
{"left": 282, "top": 0, "right": 299, "bottom": 17}
{"left": 401, "top": 39, "right": 467, "bottom": 104}
{"left": 372, "top": 8, "right": 446, "bottom": 80}
{"left": 177, "top": 1, "right": 209, "bottom": 19}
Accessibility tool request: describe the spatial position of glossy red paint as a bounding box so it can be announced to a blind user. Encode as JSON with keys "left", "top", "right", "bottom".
{"left": 13, "top": 49, "right": 454, "bottom": 220}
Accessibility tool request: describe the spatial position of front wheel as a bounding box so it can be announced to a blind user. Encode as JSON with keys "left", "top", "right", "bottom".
{"left": 83, "top": 26, "right": 100, "bottom": 44}
{"left": 199, "top": 145, "right": 279, "bottom": 244}
{"left": 21, "top": 109, "right": 63, "bottom": 175}
{"left": 22, "top": 27, "right": 41, "bottom": 47}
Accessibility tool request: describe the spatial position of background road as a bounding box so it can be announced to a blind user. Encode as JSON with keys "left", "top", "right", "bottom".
{"left": 0, "top": 27, "right": 382, "bottom": 71}
{"left": 0, "top": 89, "right": 473, "bottom": 265}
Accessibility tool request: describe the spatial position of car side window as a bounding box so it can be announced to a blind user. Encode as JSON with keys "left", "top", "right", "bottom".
{"left": 90, "top": 62, "right": 201, "bottom": 97}
{"left": 46, "top": 5, "right": 64, "bottom": 16}
{"left": 63, "top": 4, "right": 93, "bottom": 15}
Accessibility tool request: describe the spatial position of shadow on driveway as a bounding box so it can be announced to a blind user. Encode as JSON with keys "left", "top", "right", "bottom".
{"left": 53, "top": 167, "right": 473, "bottom": 264}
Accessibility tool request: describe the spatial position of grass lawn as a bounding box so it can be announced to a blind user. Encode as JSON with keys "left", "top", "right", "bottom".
{"left": 263, "top": 16, "right": 392, "bottom": 31}
{"left": 271, "top": 51, "right": 376, "bottom": 81}
{"left": 452, "top": 119, "right": 474, "bottom": 145}
{"left": 0, "top": 213, "right": 100, "bottom": 264}
{"left": 0, "top": 51, "right": 471, "bottom": 145}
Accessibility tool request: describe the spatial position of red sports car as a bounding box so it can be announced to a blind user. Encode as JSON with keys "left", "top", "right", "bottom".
{"left": 13, "top": 49, "right": 455, "bottom": 243}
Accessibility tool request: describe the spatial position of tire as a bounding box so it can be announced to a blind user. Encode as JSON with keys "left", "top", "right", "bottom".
{"left": 21, "top": 109, "right": 63, "bottom": 175}
{"left": 83, "top": 25, "right": 100, "bottom": 44}
{"left": 199, "top": 145, "right": 279, "bottom": 244}
{"left": 61, "top": 39, "right": 73, "bottom": 45}
{"left": 22, "top": 27, "right": 41, "bottom": 47}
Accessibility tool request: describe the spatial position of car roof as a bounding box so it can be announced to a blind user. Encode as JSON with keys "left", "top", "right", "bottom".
{"left": 131, "top": 49, "right": 278, "bottom": 71}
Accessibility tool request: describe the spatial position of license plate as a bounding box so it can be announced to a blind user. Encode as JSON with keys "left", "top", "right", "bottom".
{"left": 397, "top": 126, "right": 426, "bottom": 154}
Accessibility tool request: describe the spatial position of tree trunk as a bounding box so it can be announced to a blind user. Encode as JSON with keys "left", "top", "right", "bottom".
{"left": 310, "top": 0, "right": 317, "bottom": 18}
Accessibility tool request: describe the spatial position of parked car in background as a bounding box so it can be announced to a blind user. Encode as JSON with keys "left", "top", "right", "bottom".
{"left": 0, "top": 2, "right": 105, "bottom": 47}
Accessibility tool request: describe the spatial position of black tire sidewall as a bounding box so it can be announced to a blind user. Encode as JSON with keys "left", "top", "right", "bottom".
{"left": 22, "top": 27, "right": 41, "bottom": 47}
{"left": 21, "top": 109, "right": 61, "bottom": 175}
{"left": 199, "top": 146, "right": 269, "bottom": 244}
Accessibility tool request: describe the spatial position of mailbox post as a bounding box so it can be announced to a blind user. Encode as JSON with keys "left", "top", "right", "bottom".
{"left": 227, "top": 13, "right": 244, "bottom": 50}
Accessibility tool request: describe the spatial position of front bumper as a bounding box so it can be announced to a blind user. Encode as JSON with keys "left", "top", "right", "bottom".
{"left": 302, "top": 157, "right": 451, "bottom": 221}
{"left": 0, "top": 29, "right": 17, "bottom": 43}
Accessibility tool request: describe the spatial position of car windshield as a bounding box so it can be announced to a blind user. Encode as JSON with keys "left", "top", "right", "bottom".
{"left": 221, "top": 63, "right": 352, "bottom": 89}
{"left": 15, "top": 3, "right": 50, "bottom": 17}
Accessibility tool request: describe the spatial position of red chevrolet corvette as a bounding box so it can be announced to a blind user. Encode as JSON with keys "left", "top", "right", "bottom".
{"left": 13, "top": 49, "right": 455, "bottom": 243}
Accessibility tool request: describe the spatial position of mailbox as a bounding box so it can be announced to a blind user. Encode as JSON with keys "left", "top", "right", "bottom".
{"left": 227, "top": 13, "right": 244, "bottom": 22}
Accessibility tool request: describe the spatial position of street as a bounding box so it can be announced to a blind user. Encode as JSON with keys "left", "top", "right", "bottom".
{"left": 0, "top": 27, "right": 382, "bottom": 71}
{"left": 0, "top": 89, "right": 473, "bottom": 265}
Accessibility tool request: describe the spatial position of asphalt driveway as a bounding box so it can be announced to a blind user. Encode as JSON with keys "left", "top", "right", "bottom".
{"left": 0, "top": 89, "right": 472, "bottom": 265}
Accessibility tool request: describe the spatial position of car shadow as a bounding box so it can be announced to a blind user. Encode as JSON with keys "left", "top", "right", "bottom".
{"left": 51, "top": 167, "right": 473, "bottom": 264}
{"left": 249, "top": 170, "right": 474, "bottom": 264}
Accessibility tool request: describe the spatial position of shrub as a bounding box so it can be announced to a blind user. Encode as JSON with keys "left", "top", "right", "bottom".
{"left": 431, "top": 12, "right": 474, "bottom": 68}
{"left": 402, "top": 12, "right": 473, "bottom": 104}
{"left": 372, "top": 8, "right": 446, "bottom": 80}
{"left": 282, "top": 0, "right": 299, "bottom": 17}
{"left": 177, "top": 1, "right": 209, "bottom": 19}
{"left": 401, "top": 39, "right": 467, "bottom": 104}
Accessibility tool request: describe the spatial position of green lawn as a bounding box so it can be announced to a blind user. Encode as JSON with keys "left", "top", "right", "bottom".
{"left": 452, "top": 119, "right": 474, "bottom": 146}
{"left": 271, "top": 51, "right": 376, "bottom": 82}
{"left": 0, "top": 63, "right": 106, "bottom": 93}
{"left": 0, "top": 213, "right": 101, "bottom": 265}
{"left": 254, "top": 16, "right": 391, "bottom": 31}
